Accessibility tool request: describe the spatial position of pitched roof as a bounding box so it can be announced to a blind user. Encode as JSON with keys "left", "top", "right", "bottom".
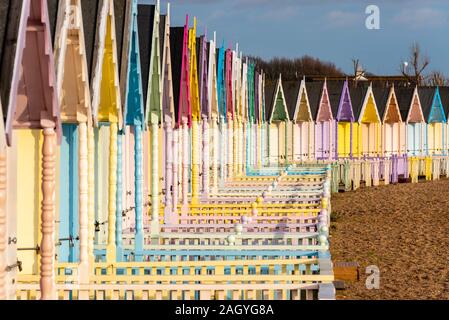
{"left": 305, "top": 81, "right": 323, "bottom": 120}
{"left": 159, "top": 14, "right": 166, "bottom": 68}
{"left": 326, "top": 80, "right": 345, "bottom": 118}
{"left": 81, "top": 0, "right": 100, "bottom": 80}
{"left": 418, "top": 87, "right": 436, "bottom": 120}
{"left": 170, "top": 26, "right": 185, "bottom": 124}
{"left": 439, "top": 87, "right": 449, "bottom": 116}
{"left": 282, "top": 81, "right": 300, "bottom": 121}
{"left": 372, "top": 86, "right": 390, "bottom": 118}
{"left": 264, "top": 80, "right": 277, "bottom": 122}
{"left": 0, "top": 0, "right": 24, "bottom": 117}
{"left": 47, "top": 0, "right": 59, "bottom": 41}
{"left": 114, "top": 0, "right": 127, "bottom": 73}
{"left": 395, "top": 87, "right": 415, "bottom": 120}
{"left": 349, "top": 83, "right": 369, "bottom": 119}
{"left": 137, "top": 4, "right": 155, "bottom": 106}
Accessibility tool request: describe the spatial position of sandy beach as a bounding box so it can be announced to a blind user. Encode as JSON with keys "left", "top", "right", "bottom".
{"left": 331, "top": 179, "right": 449, "bottom": 300}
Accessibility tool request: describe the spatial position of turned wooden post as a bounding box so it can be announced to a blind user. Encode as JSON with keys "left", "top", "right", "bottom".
{"left": 182, "top": 120, "right": 189, "bottom": 214}
{"left": 0, "top": 149, "right": 6, "bottom": 300}
{"left": 87, "top": 127, "right": 95, "bottom": 268}
{"left": 191, "top": 120, "right": 200, "bottom": 204}
{"left": 164, "top": 121, "right": 173, "bottom": 221}
{"left": 135, "top": 126, "right": 144, "bottom": 254}
{"left": 116, "top": 133, "right": 123, "bottom": 261}
{"left": 78, "top": 122, "right": 89, "bottom": 289}
{"left": 211, "top": 117, "right": 219, "bottom": 193}
{"left": 220, "top": 116, "right": 226, "bottom": 180}
{"left": 202, "top": 116, "right": 209, "bottom": 196}
{"left": 227, "top": 115, "right": 233, "bottom": 178}
{"left": 106, "top": 124, "right": 117, "bottom": 263}
{"left": 172, "top": 129, "right": 179, "bottom": 215}
{"left": 40, "top": 128, "right": 57, "bottom": 300}
{"left": 150, "top": 123, "right": 159, "bottom": 235}
{"left": 233, "top": 119, "right": 238, "bottom": 176}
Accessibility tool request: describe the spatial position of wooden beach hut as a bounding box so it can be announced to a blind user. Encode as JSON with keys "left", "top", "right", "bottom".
{"left": 52, "top": 0, "right": 93, "bottom": 265}
{"left": 115, "top": 0, "right": 145, "bottom": 259}
{"left": 373, "top": 86, "right": 404, "bottom": 156}
{"left": 0, "top": 0, "right": 62, "bottom": 299}
{"left": 216, "top": 44, "right": 226, "bottom": 178}
{"left": 265, "top": 75, "right": 289, "bottom": 166}
{"left": 314, "top": 80, "right": 334, "bottom": 160}
{"left": 419, "top": 87, "right": 446, "bottom": 156}
{"left": 188, "top": 18, "right": 200, "bottom": 203}
{"left": 283, "top": 80, "right": 300, "bottom": 163}
{"left": 350, "top": 83, "right": 381, "bottom": 158}
{"left": 327, "top": 80, "right": 353, "bottom": 159}
{"left": 170, "top": 17, "right": 191, "bottom": 213}
{"left": 304, "top": 81, "right": 324, "bottom": 160}
{"left": 396, "top": 86, "right": 425, "bottom": 156}
{"left": 291, "top": 79, "right": 314, "bottom": 161}
{"left": 82, "top": 0, "right": 123, "bottom": 263}
{"left": 197, "top": 34, "right": 209, "bottom": 195}
{"left": 138, "top": 1, "right": 161, "bottom": 234}
{"left": 439, "top": 87, "right": 449, "bottom": 155}
{"left": 225, "top": 48, "right": 234, "bottom": 176}
{"left": 160, "top": 6, "right": 176, "bottom": 221}
{"left": 207, "top": 33, "right": 219, "bottom": 193}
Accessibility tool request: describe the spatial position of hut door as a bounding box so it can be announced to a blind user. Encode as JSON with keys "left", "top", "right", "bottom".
{"left": 385, "top": 123, "right": 393, "bottom": 157}
{"left": 16, "top": 130, "right": 41, "bottom": 275}
{"left": 95, "top": 126, "right": 110, "bottom": 246}
{"left": 269, "top": 123, "right": 279, "bottom": 165}
{"left": 362, "top": 123, "right": 370, "bottom": 156}
{"left": 323, "top": 121, "right": 330, "bottom": 159}
{"left": 279, "top": 122, "right": 286, "bottom": 165}
{"left": 293, "top": 123, "right": 301, "bottom": 161}
{"left": 59, "top": 124, "right": 80, "bottom": 262}
{"left": 338, "top": 122, "right": 351, "bottom": 158}
{"left": 6, "top": 136, "right": 18, "bottom": 299}
{"left": 315, "top": 122, "right": 323, "bottom": 159}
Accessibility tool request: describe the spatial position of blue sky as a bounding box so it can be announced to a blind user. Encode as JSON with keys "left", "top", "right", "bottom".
{"left": 151, "top": 0, "right": 449, "bottom": 76}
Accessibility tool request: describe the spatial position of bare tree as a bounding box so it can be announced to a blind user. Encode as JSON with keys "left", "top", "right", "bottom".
{"left": 400, "top": 42, "right": 430, "bottom": 86}
{"left": 427, "top": 71, "right": 448, "bottom": 86}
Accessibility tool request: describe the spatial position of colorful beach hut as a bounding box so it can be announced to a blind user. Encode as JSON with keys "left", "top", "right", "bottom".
{"left": 188, "top": 18, "right": 200, "bottom": 203}
{"left": 170, "top": 17, "right": 191, "bottom": 213}
{"left": 265, "top": 75, "right": 290, "bottom": 166}
{"left": 207, "top": 33, "right": 219, "bottom": 193}
{"left": 314, "top": 80, "right": 334, "bottom": 160}
{"left": 0, "top": 0, "right": 62, "bottom": 299}
{"left": 160, "top": 6, "right": 176, "bottom": 220}
{"left": 291, "top": 79, "right": 314, "bottom": 161}
{"left": 328, "top": 80, "right": 354, "bottom": 159}
{"left": 138, "top": 2, "right": 161, "bottom": 234}
{"left": 373, "top": 86, "right": 404, "bottom": 156}
{"left": 350, "top": 83, "right": 381, "bottom": 157}
{"left": 52, "top": 0, "right": 93, "bottom": 266}
{"left": 439, "top": 87, "right": 449, "bottom": 155}
{"left": 83, "top": 0, "right": 123, "bottom": 263}
{"left": 419, "top": 87, "right": 446, "bottom": 156}
{"left": 396, "top": 86, "right": 425, "bottom": 156}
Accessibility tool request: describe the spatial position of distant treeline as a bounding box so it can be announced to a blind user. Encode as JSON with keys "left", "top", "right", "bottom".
{"left": 246, "top": 55, "right": 346, "bottom": 81}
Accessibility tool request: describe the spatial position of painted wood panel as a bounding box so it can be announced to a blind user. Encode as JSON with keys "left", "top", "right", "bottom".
{"left": 59, "top": 124, "right": 79, "bottom": 262}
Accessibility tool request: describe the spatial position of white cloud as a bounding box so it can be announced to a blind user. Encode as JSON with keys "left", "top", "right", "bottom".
{"left": 326, "top": 10, "right": 360, "bottom": 27}
{"left": 393, "top": 7, "right": 449, "bottom": 29}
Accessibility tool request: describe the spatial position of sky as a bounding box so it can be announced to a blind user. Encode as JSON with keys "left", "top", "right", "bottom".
{"left": 147, "top": 0, "right": 449, "bottom": 76}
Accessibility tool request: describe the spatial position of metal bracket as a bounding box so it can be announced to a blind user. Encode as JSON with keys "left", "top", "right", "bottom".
{"left": 6, "top": 260, "right": 22, "bottom": 273}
